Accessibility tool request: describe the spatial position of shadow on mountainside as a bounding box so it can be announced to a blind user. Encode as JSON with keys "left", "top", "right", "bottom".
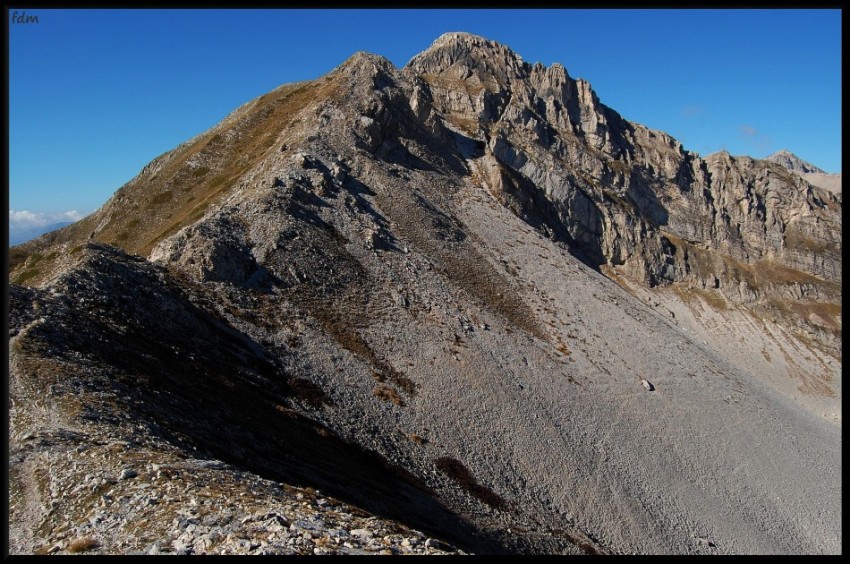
{"left": 8, "top": 245, "right": 508, "bottom": 555}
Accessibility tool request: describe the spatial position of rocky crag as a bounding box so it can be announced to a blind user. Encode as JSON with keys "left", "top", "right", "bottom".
{"left": 9, "top": 32, "right": 841, "bottom": 554}
{"left": 766, "top": 148, "right": 842, "bottom": 196}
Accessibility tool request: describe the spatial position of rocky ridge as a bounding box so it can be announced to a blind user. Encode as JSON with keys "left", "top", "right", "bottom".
{"left": 410, "top": 33, "right": 840, "bottom": 298}
{"left": 8, "top": 428, "right": 461, "bottom": 556}
{"left": 8, "top": 250, "right": 469, "bottom": 555}
{"left": 8, "top": 32, "right": 841, "bottom": 555}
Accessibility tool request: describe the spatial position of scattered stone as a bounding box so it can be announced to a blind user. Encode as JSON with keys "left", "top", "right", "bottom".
{"left": 697, "top": 537, "right": 717, "bottom": 548}
{"left": 118, "top": 469, "right": 138, "bottom": 480}
{"left": 350, "top": 528, "right": 373, "bottom": 540}
{"left": 425, "top": 537, "right": 455, "bottom": 551}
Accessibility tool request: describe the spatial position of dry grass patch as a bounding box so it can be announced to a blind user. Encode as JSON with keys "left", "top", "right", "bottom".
{"left": 783, "top": 223, "right": 833, "bottom": 254}
{"left": 9, "top": 78, "right": 336, "bottom": 282}
{"left": 67, "top": 537, "right": 100, "bottom": 553}
{"left": 317, "top": 315, "right": 417, "bottom": 396}
{"left": 373, "top": 385, "right": 404, "bottom": 406}
{"left": 671, "top": 284, "right": 731, "bottom": 313}
{"left": 435, "top": 456, "right": 507, "bottom": 511}
{"left": 408, "top": 433, "right": 427, "bottom": 445}
{"left": 663, "top": 230, "right": 839, "bottom": 299}
{"left": 554, "top": 337, "right": 571, "bottom": 356}
{"left": 288, "top": 378, "right": 332, "bottom": 408}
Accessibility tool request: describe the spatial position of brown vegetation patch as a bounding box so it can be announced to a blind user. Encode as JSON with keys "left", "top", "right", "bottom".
{"left": 443, "top": 114, "right": 482, "bottom": 137}
{"left": 783, "top": 222, "right": 831, "bottom": 254}
{"left": 11, "top": 267, "right": 41, "bottom": 285}
{"left": 773, "top": 340, "right": 836, "bottom": 398}
{"left": 554, "top": 338, "right": 571, "bottom": 356}
{"left": 288, "top": 378, "right": 332, "bottom": 408}
{"left": 669, "top": 232, "right": 839, "bottom": 296}
{"left": 315, "top": 314, "right": 417, "bottom": 396}
{"left": 373, "top": 384, "right": 405, "bottom": 406}
{"left": 435, "top": 456, "right": 507, "bottom": 510}
{"left": 771, "top": 299, "right": 841, "bottom": 333}
{"left": 408, "top": 433, "right": 428, "bottom": 445}
{"left": 67, "top": 537, "right": 100, "bottom": 553}
{"left": 9, "top": 246, "right": 30, "bottom": 271}
{"left": 796, "top": 369, "right": 837, "bottom": 398}
{"left": 671, "top": 284, "right": 731, "bottom": 312}
{"left": 10, "top": 251, "right": 48, "bottom": 285}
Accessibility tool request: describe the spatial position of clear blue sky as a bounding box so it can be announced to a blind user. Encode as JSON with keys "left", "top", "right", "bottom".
{"left": 9, "top": 8, "right": 842, "bottom": 223}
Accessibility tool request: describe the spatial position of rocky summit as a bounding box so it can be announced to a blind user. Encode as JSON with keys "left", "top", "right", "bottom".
{"left": 8, "top": 32, "right": 841, "bottom": 555}
{"left": 765, "top": 148, "right": 842, "bottom": 196}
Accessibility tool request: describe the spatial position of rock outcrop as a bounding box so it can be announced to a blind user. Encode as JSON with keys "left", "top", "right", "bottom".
{"left": 765, "top": 148, "right": 842, "bottom": 195}
{"left": 766, "top": 148, "right": 827, "bottom": 175}
{"left": 409, "top": 33, "right": 841, "bottom": 292}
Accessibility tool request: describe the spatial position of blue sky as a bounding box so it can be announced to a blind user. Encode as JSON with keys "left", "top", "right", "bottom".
{"left": 9, "top": 8, "right": 842, "bottom": 232}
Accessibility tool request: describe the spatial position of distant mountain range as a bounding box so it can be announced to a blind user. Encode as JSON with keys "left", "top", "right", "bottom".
{"left": 9, "top": 221, "right": 73, "bottom": 246}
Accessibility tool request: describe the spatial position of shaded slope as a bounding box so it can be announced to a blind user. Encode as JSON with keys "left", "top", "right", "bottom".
{"left": 8, "top": 244, "right": 498, "bottom": 554}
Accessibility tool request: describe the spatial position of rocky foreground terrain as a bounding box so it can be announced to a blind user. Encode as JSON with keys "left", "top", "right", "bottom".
{"left": 9, "top": 33, "right": 841, "bottom": 554}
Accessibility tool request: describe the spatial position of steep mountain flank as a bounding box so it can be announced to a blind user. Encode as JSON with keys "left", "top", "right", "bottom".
{"left": 9, "top": 33, "right": 841, "bottom": 555}
{"left": 409, "top": 33, "right": 840, "bottom": 352}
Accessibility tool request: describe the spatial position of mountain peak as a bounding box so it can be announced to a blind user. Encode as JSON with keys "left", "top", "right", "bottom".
{"left": 406, "top": 31, "right": 527, "bottom": 86}
{"left": 433, "top": 31, "right": 491, "bottom": 44}
{"left": 424, "top": 31, "right": 509, "bottom": 54}
{"left": 765, "top": 149, "right": 826, "bottom": 174}
{"left": 337, "top": 50, "right": 395, "bottom": 73}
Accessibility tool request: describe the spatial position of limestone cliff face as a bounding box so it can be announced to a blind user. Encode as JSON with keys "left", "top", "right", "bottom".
{"left": 399, "top": 33, "right": 840, "bottom": 354}
{"left": 407, "top": 32, "right": 841, "bottom": 290}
